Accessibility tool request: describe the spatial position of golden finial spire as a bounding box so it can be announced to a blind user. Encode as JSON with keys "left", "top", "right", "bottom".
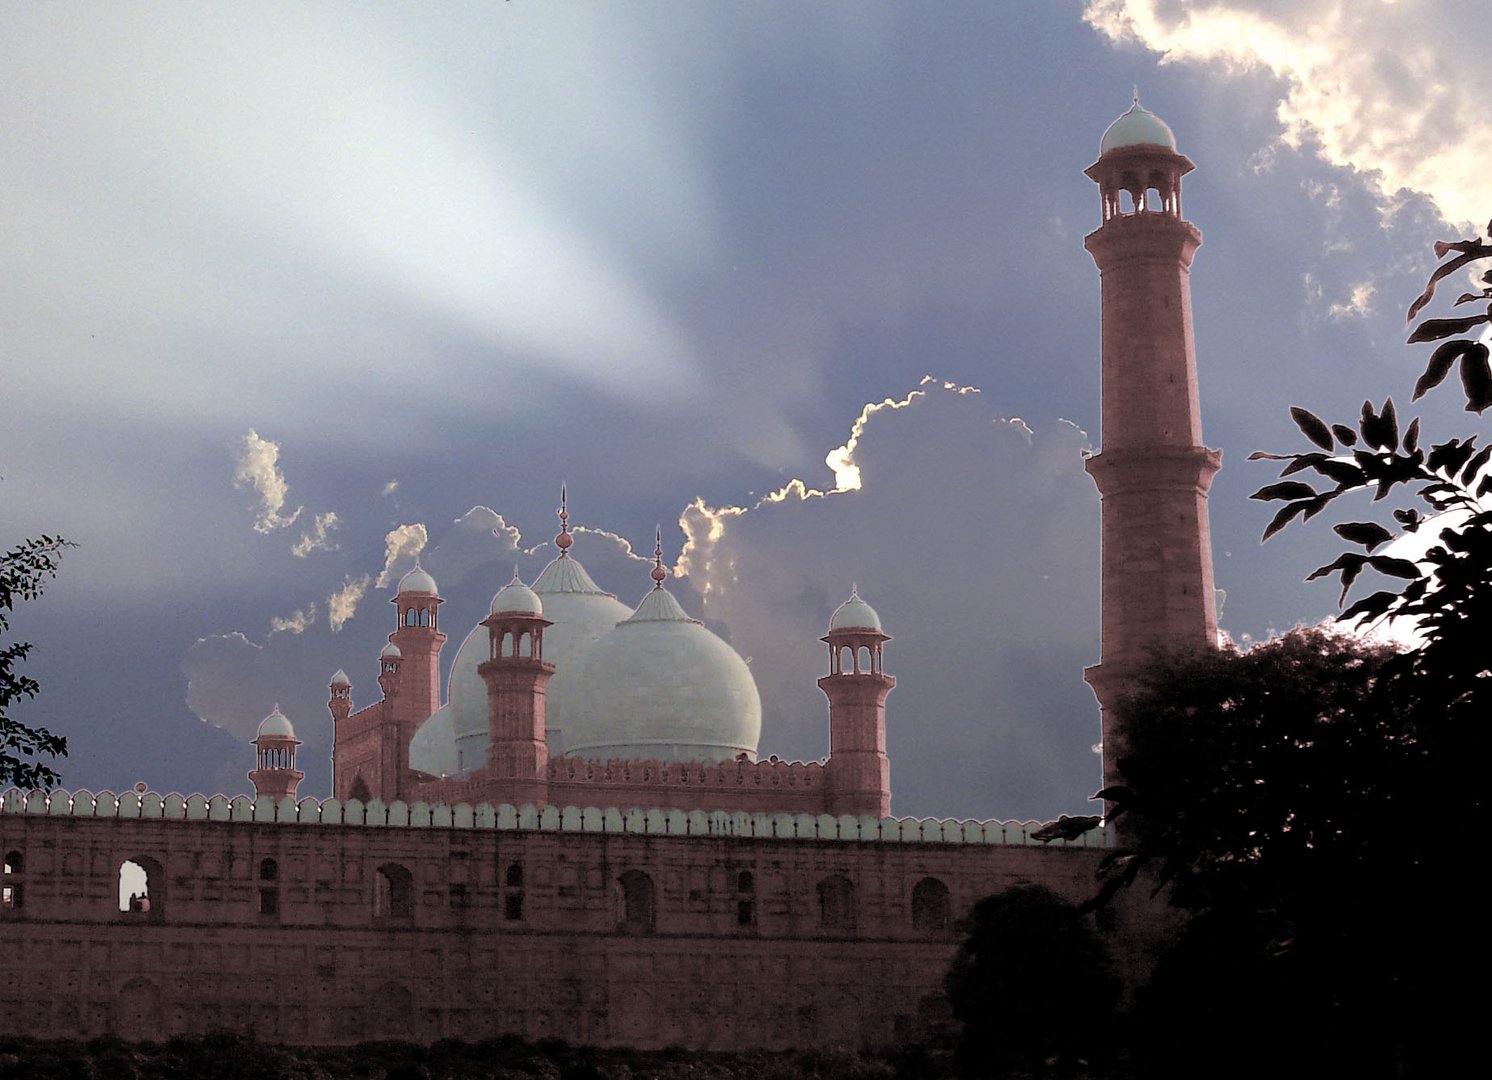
{"left": 1132, "top": 85, "right": 1140, "bottom": 106}
{"left": 650, "top": 526, "right": 668, "bottom": 588}
{"left": 555, "top": 483, "right": 572, "bottom": 556}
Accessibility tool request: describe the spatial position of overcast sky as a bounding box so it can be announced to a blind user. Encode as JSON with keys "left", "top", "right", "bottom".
{"left": 4, "top": 1, "right": 1484, "bottom": 820}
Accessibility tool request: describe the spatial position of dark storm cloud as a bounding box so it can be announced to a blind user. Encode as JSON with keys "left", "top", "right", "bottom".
{"left": 1, "top": 3, "right": 1473, "bottom": 811}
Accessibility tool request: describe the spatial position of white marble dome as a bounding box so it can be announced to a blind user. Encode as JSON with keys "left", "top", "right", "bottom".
{"left": 530, "top": 552, "right": 634, "bottom": 754}
{"left": 257, "top": 707, "right": 296, "bottom": 739}
{"left": 397, "top": 565, "right": 438, "bottom": 595}
{"left": 409, "top": 703, "right": 458, "bottom": 777}
{"left": 563, "top": 585, "right": 761, "bottom": 764}
{"left": 1100, "top": 99, "right": 1177, "bottom": 154}
{"left": 380, "top": 641, "right": 402, "bottom": 660}
{"left": 829, "top": 591, "right": 882, "bottom": 632}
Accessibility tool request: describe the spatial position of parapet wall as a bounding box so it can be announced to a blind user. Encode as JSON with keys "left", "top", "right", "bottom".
{"left": 0, "top": 788, "right": 1109, "bottom": 847}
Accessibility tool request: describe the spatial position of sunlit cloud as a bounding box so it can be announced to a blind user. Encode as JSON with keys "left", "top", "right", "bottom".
{"left": 1327, "top": 280, "right": 1378, "bottom": 320}
{"left": 233, "top": 429, "right": 302, "bottom": 533}
{"left": 1084, "top": 0, "right": 1491, "bottom": 229}
{"left": 327, "top": 575, "right": 370, "bottom": 632}
{"left": 291, "top": 511, "right": 340, "bottom": 557}
{"left": 270, "top": 606, "right": 315, "bottom": 635}
{"left": 375, "top": 524, "right": 428, "bottom": 588}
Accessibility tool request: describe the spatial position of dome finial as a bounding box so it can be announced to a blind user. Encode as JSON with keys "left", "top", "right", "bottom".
{"left": 650, "top": 526, "right": 668, "bottom": 588}
{"left": 1132, "top": 84, "right": 1140, "bottom": 107}
{"left": 555, "top": 483, "right": 573, "bottom": 556}
{"left": 510, "top": 564, "right": 522, "bottom": 584}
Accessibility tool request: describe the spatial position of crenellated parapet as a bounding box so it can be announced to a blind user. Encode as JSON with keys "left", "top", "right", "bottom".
{"left": 543, "top": 754, "right": 828, "bottom": 814}
{"left": 0, "top": 787, "right": 1111, "bottom": 847}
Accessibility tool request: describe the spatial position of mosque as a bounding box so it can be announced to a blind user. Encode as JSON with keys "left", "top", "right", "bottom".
{"left": 0, "top": 100, "right": 1217, "bottom": 1049}
{"left": 322, "top": 511, "right": 893, "bottom": 821}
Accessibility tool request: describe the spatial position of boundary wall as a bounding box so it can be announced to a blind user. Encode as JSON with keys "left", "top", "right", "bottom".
{"left": 0, "top": 790, "right": 1127, "bottom": 1050}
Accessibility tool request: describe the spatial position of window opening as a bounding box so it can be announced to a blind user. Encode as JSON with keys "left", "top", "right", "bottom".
{"left": 118, "top": 857, "right": 162, "bottom": 916}
{"left": 375, "top": 863, "right": 414, "bottom": 919}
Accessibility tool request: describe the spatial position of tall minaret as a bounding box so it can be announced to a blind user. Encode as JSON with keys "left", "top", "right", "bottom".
{"left": 1082, "top": 98, "right": 1221, "bottom": 801}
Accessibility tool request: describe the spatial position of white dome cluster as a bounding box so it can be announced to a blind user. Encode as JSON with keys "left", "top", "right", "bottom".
{"left": 409, "top": 527, "right": 759, "bottom": 776}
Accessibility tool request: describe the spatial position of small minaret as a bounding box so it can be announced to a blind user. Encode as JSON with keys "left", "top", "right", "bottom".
{"left": 819, "top": 590, "right": 894, "bottom": 818}
{"left": 328, "top": 669, "right": 352, "bottom": 725}
{"left": 389, "top": 562, "right": 445, "bottom": 731}
{"left": 249, "top": 706, "right": 304, "bottom": 801}
{"left": 376, "top": 641, "right": 402, "bottom": 700}
{"left": 477, "top": 570, "right": 555, "bottom": 806}
{"left": 1081, "top": 97, "right": 1222, "bottom": 803}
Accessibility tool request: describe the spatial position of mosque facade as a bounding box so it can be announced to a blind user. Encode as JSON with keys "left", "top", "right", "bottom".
{"left": 0, "top": 101, "right": 1216, "bottom": 1050}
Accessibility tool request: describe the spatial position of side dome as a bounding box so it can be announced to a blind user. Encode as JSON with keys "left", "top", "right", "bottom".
{"left": 829, "top": 590, "right": 882, "bottom": 632}
{"left": 409, "top": 703, "right": 458, "bottom": 778}
{"left": 1100, "top": 99, "right": 1177, "bottom": 154}
{"left": 380, "top": 641, "right": 402, "bottom": 659}
{"left": 563, "top": 586, "right": 761, "bottom": 764}
{"left": 397, "top": 565, "right": 438, "bottom": 595}
{"left": 257, "top": 707, "right": 296, "bottom": 739}
{"left": 329, "top": 668, "right": 351, "bottom": 686}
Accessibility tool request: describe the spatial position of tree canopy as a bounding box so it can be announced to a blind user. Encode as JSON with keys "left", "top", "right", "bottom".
{"left": 945, "top": 883, "right": 1117, "bottom": 1077}
{"left": 0, "top": 535, "right": 70, "bottom": 789}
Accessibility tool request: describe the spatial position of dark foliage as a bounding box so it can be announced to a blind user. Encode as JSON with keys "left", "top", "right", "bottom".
{"left": 1248, "top": 222, "right": 1492, "bottom": 732}
{"left": 0, "top": 535, "right": 71, "bottom": 789}
{"left": 1099, "top": 627, "right": 1481, "bottom": 1076}
{"left": 945, "top": 884, "right": 1118, "bottom": 1078}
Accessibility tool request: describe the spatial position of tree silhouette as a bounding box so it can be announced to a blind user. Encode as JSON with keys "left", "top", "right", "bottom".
{"left": 945, "top": 883, "right": 1117, "bottom": 1077}
{"left": 0, "top": 535, "right": 71, "bottom": 789}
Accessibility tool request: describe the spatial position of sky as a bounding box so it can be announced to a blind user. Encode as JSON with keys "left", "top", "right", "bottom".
{"left": 3, "top": 1, "right": 1485, "bottom": 821}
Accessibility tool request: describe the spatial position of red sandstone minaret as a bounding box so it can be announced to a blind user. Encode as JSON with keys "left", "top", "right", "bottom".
{"left": 819, "top": 590, "right": 894, "bottom": 818}
{"left": 248, "top": 706, "right": 304, "bottom": 800}
{"left": 390, "top": 563, "right": 445, "bottom": 720}
{"left": 477, "top": 571, "right": 555, "bottom": 806}
{"left": 1082, "top": 97, "right": 1221, "bottom": 801}
{"left": 328, "top": 669, "right": 352, "bottom": 724}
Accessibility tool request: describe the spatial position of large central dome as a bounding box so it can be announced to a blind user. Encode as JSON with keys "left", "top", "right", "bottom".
{"left": 563, "top": 584, "right": 761, "bottom": 764}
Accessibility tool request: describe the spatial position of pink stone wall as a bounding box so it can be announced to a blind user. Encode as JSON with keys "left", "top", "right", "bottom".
{"left": 0, "top": 799, "right": 1147, "bottom": 1049}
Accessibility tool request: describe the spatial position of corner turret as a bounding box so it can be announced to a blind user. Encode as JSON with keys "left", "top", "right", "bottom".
{"left": 819, "top": 590, "right": 894, "bottom": 818}
{"left": 248, "top": 707, "right": 304, "bottom": 800}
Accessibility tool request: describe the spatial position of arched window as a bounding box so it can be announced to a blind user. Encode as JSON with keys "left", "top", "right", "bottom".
{"left": 118, "top": 856, "right": 164, "bottom": 918}
{"left": 912, "top": 877, "right": 952, "bottom": 934}
{"left": 349, "top": 775, "right": 372, "bottom": 803}
{"left": 375, "top": 863, "right": 413, "bottom": 919}
{"left": 818, "top": 874, "right": 856, "bottom": 933}
{"left": 2, "top": 850, "right": 22, "bottom": 911}
{"left": 259, "top": 858, "right": 280, "bottom": 916}
{"left": 618, "top": 870, "right": 655, "bottom": 934}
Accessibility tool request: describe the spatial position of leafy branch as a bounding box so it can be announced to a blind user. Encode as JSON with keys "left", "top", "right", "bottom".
{"left": 1, "top": 535, "right": 73, "bottom": 789}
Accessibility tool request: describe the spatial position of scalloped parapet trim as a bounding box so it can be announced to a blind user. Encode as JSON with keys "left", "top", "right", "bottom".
{"left": 545, "top": 755, "right": 823, "bottom": 787}
{"left": 0, "top": 788, "right": 1112, "bottom": 848}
